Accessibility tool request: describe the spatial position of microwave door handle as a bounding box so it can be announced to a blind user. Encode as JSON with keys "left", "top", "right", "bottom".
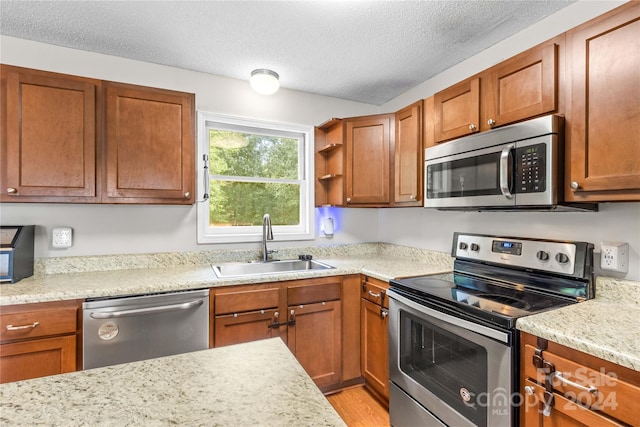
{"left": 500, "top": 144, "right": 514, "bottom": 199}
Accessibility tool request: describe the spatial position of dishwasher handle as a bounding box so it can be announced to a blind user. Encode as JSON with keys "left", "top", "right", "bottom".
{"left": 89, "top": 299, "right": 204, "bottom": 319}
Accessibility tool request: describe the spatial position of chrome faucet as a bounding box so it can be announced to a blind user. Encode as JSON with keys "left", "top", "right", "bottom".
{"left": 262, "top": 213, "right": 276, "bottom": 262}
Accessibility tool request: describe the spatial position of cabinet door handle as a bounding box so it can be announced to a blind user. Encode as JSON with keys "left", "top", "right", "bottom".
{"left": 551, "top": 372, "right": 598, "bottom": 395}
{"left": 487, "top": 119, "right": 496, "bottom": 127}
{"left": 570, "top": 181, "right": 581, "bottom": 190}
{"left": 6, "top": 187, "right": 17, "bottom": 194}
{"left": 346, "top": 197, "right": 352, "bottom": 203}
{"left": 380, "top": 308, "right": 388, "bottom": 319}
{"left": 469, "top": 124, "right": 477, "bottom": 131}
{"left": 6, "top": 322, "right": 39, "bottom": 330}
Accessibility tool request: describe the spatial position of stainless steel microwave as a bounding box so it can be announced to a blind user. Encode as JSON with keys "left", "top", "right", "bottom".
{"left": 424, "top": 115, "right": 597, "bottom": 212}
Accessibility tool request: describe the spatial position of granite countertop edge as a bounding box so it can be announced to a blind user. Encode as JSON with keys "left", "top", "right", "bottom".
{"left": 516, "top": 277, "right": 640, "bottom": 372}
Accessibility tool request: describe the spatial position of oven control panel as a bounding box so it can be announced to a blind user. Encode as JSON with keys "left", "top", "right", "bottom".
{"left": 452, "top": 233, "right": 591, "bottom": 277}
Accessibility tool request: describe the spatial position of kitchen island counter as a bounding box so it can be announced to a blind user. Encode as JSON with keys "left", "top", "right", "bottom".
{"left": 0, "top": 338, "right": 346, "bottom": 426}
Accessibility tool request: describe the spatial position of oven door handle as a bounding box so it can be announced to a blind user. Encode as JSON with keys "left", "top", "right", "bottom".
{"left": 500, "top": 144, "right": 514, "bottom": 200}
{"left": 387, "top": 289, "right": 510, "bottom": 344}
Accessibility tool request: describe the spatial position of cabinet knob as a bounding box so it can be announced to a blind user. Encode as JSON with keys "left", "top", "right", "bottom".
{"left": 524, "top": 385, "right": 535, "bottom": 395}
{"left": 6, "top": 187, "right": 17, "bottom": 194}
{"left": 346, "top": 197, "right": 351, "bottom": 203}
{"left": 570, "top": 181, "right": 580, "bottom": 190}
{"left": 469, "top": 124, "right": 477, "bottom": 131}
{"left": 184, "top": 192, "right": 190, "bottom": 198}
{"left": 487, "top": 119, "right": 496, "bottom": 127}
{"left": 409, "top": 194, "right": 415, "bottom": 200}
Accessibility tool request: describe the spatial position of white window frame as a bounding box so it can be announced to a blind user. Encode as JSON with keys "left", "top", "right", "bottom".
{"left": 197, "top": 111, "right": 315, "bottom": 244}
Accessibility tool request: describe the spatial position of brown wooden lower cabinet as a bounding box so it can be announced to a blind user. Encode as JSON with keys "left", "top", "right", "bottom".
{"left": 361, "top": 299, "right": 389, "bottom": 403}
{"left": 212, "top": 276, "right": 346, "bottom": 391}
{"left": 0, "top": 299, "right": 80, "bottom": 384}
{"left": 0, "top": 335, "right": 76, "bottom": 383}
{"left": 288, "top": 299, "right": 342, "bottom": 390}
{"left": 520, "top": 332, "right": 640, "bottom": 427}
{"left": 360, "top": 276, "right": 390, "bottom": 405}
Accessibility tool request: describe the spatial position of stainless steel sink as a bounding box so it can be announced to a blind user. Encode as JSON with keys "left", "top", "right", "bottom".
{"left": 212, "top": 259, "right": 334, "bottom": 278}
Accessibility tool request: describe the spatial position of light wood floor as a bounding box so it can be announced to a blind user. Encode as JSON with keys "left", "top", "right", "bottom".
{"left": 327, "top": 386, "right": 390, "bottom": 427}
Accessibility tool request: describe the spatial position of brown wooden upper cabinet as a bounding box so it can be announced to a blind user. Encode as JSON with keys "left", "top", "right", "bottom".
{"left": 104, "top": 82, "right": 195, "bottom": 204}
{"left": 431, "top": 39, "right": 560, "bottom": 144}
{"left": 0, "top": 65, "right": 195, "bottom": 204}
{"left": 1, "top": 66, "right": 100, "bottom": 203}
{"left": 394, "top": 101, "right": 423, "bottom": 206}
{"left": 564, "top": 1, "right": 640, "bottom": 202}
{"left": 345, "top": 114, "right": 394, "bottom": 206}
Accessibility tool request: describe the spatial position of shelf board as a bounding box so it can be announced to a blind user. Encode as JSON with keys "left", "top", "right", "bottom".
{"left": 317, "top": 143, "right": 342, "bottom": 154}
{"left": 318, "top": 174, "right": 342, "bottom": 181}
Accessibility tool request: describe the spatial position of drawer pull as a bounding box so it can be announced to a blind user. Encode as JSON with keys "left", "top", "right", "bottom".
{"left": 552, "top": 372, "right": 598, "bottom": 395}
{"left": 6, "top": 322, "right": 40, "bottom": 331}
{"left": 368, "top": 290, "right": 381, "bottom": 298}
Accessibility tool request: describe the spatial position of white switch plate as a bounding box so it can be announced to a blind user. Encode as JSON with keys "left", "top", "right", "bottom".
{"left": 52, "top": 227, "right": 73, "bottom": 248}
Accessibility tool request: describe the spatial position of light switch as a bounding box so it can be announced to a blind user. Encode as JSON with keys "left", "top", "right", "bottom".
{"left": 52, "top": 227, "right": 73, "bottom": 248}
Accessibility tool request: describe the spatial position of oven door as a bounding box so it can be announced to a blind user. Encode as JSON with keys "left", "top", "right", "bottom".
{"left": 388, "top": 289, "right": 515, "bottom": 427}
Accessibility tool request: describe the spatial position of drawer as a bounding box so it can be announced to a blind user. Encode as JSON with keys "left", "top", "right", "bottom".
{"left": 287, "top": 279, "right": 341, "bottom": 306}
{"left": 214, "top": 287, "right": 280, "bottom": 315}
{"left": 361, "top": 277, "right": 389, "bottom": 308}
{"left": 523, "top": 343, "right": 640, "bottom": 426}
{"left": 0, "top": 301, "right": 79, "bottom": 343}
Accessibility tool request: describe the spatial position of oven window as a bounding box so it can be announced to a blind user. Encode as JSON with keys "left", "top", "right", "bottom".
{"left": 399, "top": 310, "right": 488, "bottom": 427}
{"left": 427, "top": 152, "right": 502, "bottom": 199}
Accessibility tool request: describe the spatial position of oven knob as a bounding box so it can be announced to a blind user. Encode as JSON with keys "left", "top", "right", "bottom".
{"left": 536, "top": 250, "right": 550, "bottom": 261}
{"left": 470, "top": 243, "right": 480, "bottom": 252}
{"left": 555, "top": 253, "right": 570, "bottom": 264}
{"left": 459, "top": 242, "right": 468, "bottom": 250}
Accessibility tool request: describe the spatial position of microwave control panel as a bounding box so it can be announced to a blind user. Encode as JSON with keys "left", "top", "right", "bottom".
{"left": 515, "top": 143, "right": 546, "bottom": 193}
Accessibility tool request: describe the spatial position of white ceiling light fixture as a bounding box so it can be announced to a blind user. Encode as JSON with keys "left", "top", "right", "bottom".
{"left": 250, "top": 69, "right": 280, "bottom": 95}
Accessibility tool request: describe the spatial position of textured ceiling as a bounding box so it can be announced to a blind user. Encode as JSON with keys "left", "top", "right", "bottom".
{"left": 0, "top": 1, "right": 574, "bottom": 105}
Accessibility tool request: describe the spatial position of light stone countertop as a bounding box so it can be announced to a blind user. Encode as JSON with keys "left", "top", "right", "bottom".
{"left": 0, "top": 244, "right": 454, "bottom": 306}
{"left": 0, "top": 338, "right": 347, "bottom": 426}
{"left": 516, "top": 277, "right": 640, "bottom": 372}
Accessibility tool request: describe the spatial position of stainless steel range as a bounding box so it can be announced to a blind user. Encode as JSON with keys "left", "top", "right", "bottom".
{"left": 387, "top": 232, "right": 594, "bottom": 427}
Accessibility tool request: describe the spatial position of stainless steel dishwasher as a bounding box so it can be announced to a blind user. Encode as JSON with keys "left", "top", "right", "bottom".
{"left": 83, "top": 289, "right": 209, "bottom": 369}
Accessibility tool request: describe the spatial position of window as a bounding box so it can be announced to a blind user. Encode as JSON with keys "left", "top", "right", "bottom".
{"left": 197, "top": 112, "right": 314, "bottom": 243}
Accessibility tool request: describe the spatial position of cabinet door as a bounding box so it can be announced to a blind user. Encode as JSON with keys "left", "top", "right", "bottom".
{"left": 345, "top": 115, "right": 392, "bottom": 206}
{"left": 565, "top": 2, "right": 640, "bottom": 201}
{"left": 394, "top": 101, "right": 423, "bottom": 205}
{"left": 1, "top": 65, "right": 98, "bottom": 202}
{"left": 483, "top": 42, "right": 558, "bottom": 131}
{"left": 104, "top": 82, "right": 195, "bottom": 204}
{"left": 287, "top": 300, "right": 341, "bottom": 390}
{"left": 433, "top": 77, "right": 480, "bottom": 142}
{"left": 361, "top": 298, "right": 389, "bottom": 402}
{"left": 0, "top": 335, "right": 76, "bottom": 384}
{"left": 214, "top": 309, "right": 279, "bottom": 348}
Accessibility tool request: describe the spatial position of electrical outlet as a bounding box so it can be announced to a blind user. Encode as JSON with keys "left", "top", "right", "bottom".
{"left": 600, "top": 241, "right": 629, "bottom": 273}
{"left": 52, "top": 227, "right": 73, "bottom": 248}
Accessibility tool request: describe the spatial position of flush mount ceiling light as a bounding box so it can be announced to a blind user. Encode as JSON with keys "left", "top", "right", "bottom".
{"left": 250, "top": 69, "right": 280, "bottom": 95}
